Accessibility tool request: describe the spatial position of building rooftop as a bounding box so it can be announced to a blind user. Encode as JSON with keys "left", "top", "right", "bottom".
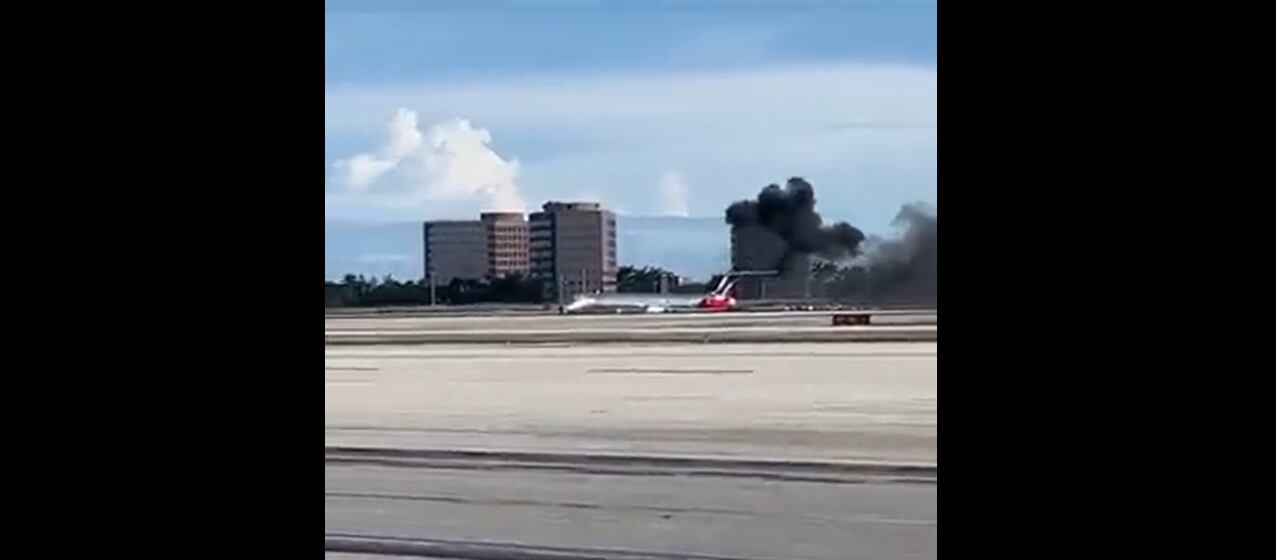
{"left": 540, "top": 201, "right": 602, "bottom": 212}
{"left": 480, "top": 212, "right": 527, "bottom": 222}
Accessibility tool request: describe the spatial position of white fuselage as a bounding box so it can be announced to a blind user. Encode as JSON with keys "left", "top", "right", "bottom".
{"left": 564, "top": 293, "right": 704, "bottom": 313}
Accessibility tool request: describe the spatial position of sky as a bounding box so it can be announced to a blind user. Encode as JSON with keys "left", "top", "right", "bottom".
{"left": 325, "top": 0, "right": 936, "bottom": 234}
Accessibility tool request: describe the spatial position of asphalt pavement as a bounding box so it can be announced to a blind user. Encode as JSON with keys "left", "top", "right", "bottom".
{"left": 326, "top": 458, "right": 935, "bottom": 560}
{"left": 325, "top": 341, "right": 937, "bottom": 558}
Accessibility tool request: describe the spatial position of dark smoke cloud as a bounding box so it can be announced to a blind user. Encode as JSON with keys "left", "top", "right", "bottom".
{"left": 865, "top": 203, "right": 936, "bottom": 268}
{"left": 724, "top": 177, "right": 866, "bottom": 265}
{"left": 822, "top": 203, "right": 936, "bottom": 304}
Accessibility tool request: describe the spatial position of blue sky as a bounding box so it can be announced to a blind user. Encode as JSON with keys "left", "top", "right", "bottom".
{"left": 325, "top": 0, "right": 936, "bottom": 233}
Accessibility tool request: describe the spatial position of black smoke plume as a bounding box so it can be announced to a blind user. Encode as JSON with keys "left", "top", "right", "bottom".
{"left": 860, "top": 203, "right": 936, "bottom": 303}
{"left": 724, "top": 177, "right": 866, "bottom": 266}
{"left": 815, "top": 203, "right": 936, "bottom": 305}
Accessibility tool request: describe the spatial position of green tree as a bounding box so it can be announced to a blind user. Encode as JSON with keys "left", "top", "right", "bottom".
{"left": 325, "top": 272, "right": 549, "bottom": 308}
{"left": 616, "top": 265, "right": 679, "bottom": 293}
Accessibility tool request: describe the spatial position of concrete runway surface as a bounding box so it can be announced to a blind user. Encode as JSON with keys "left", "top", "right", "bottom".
{"left": 326, "top": 343, "right": 936, "bottom": 464}
{"left": 326, "top": 460, "right": 935, "bottom": 560}
{"left": 325, "top": 342, "right": 936, "bottom": 559}
{"left": 324, "top": 310, "right": 937, "bottom": 333}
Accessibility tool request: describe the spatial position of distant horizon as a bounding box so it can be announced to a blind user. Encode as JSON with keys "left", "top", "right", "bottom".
{"left": 326, "top": 215, "right": 734, "bottom": 282}
{"left": 326, "top": 213, "right": 727, "bottom": 224}
{"left": 325, "top": 211, "right": 925, "bottom": 282}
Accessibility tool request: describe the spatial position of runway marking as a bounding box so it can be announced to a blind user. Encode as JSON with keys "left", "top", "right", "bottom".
{"left": 325, "top": 351, "right": 936, "bottom": 360}
{"left": 324, "top": 446, "right": 936, "bottom": 485}
{"left": 587, "top": 368, "right": 753, "bottom": 375}
{"left": 326, "top": 491, "right": 758, "bottom": 517}
{"left": 326, "top": 456, "right": 875, "bottom": 484}
{"left": 325, "top": 533, "right": 758, "bottom": 560}
{"left": 325, "top": 492, "right": 936, "bottom": 526}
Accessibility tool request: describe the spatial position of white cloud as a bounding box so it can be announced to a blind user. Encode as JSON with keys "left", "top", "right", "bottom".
{"left": 330, "top": 109, "right": 525, "bottom": 215}
{"left": 333, "top": 154, "right": 395, "bottom": 192}
{"left": 331, "top": 108, "right": 423, "bottom": 191}
{"left": 325, "top": 63, "right": 936, "bottom": 229}
{"left": 657, "top": 170, "right": 690, "bottom": 217}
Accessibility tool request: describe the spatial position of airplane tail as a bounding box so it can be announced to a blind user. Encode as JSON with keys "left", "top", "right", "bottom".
{"left": 709, "top": 270, "right": 779, "bottom": 296}
{"left": 710, "top": 275, "right": 742, "bottom": 297}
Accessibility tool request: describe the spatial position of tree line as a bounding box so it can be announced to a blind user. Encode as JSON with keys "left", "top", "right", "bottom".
{"left": 324, "top": 263, "right": 931, "bottom": 308}
{"left": 326, "top": 265, "right": 687, "bottom": 308}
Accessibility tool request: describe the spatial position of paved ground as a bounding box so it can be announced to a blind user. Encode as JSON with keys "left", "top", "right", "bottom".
{"left": 326, "top": 461, "right": 935, "bottom": 560}
{"left": 325, "top": 342, "right": 937, "bottom": 559}
{"left": 325, "top": 310, "right": 937, "bottom": 333}
{"left": 326, "top": 343, "right": 937, "bottom": 464}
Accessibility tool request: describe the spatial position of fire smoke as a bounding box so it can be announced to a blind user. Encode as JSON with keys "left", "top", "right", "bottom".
{"left": 841, "top": 203, "right": 937, "bottom": 304}
{"left": 723, "top": 177, "right": 866, "bottom": 267}
{"left": 723, "top": 177, "right": 936, "bottom": 303}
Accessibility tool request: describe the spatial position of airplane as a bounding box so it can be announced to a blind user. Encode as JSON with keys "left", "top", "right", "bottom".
{"left": 563, "top": 273, "right": 744, "bottom": 314}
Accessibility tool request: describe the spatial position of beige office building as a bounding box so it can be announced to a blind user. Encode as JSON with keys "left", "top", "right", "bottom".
{"left": 480, "top": 212, "right": 529, "bottom": 278}
{"left": 424, "top": 213, "right": 532, "bottom": 283}
{"left": 529, "top": 202, "right": 618, "bottom": 297}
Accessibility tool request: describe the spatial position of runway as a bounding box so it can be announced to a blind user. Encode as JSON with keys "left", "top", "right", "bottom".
{"left": 326, "top": 458, "right": 935, "bottom": 560}
{"left": 325, "top": 309, "right": 937, "bottom": 333}
{"left": 325, "top": 342, "right": 936, "bottom": 558}
{"left": 327, "top": 342, "right": 936, "bottom": 464}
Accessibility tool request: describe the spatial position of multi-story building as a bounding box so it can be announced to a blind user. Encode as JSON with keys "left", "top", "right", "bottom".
{"left": 480, "top": 212, "right": 529, "bottom": 278}
{"left": 730, "top": 225, "right": 811, "bottom": 299}
{"left": 529, "top": 201, "right": 618, "bottom": 298}
{"left": 422, "top": 220, "right": 489, "bottom": 284}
